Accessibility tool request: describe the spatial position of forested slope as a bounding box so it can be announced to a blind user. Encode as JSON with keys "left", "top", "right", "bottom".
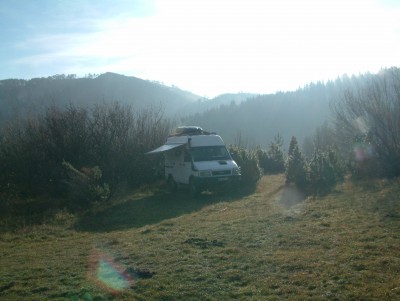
{"left": 0, "top": 72, "right": 200, "bottom": 126}
{"left": 182, "top": 76, "right": 359, "bottom": 149}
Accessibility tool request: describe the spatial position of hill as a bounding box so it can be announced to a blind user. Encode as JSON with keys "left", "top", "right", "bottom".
{"left": 1, "top": 175, "right": 399, "bottom": 300}
{"left": 175, "top": 92, "right": 257, "bottom": 117}
{"left": 1, "top": 68, "right": 398, "bottom": 150}
{"left": 182, "top": 68, "right": 400, "bottom": 149}
{"left": 0, "top": 73, "right": 201, "bottom": 125}
{"left": 182, "top": 81, "right": 342, "bottom": 149}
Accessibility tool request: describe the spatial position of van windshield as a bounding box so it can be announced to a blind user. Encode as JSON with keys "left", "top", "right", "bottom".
{"left": 190, "top": 146, "right": 231, "bottom": 162}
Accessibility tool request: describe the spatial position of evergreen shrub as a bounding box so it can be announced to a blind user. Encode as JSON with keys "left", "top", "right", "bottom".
{"left": 229, "top": 145, "right": 262, "bottom": 189}
{"left": 62, "top": 161, "right": 110, "bottom": 209}
{"left": 307, "top": 148, "right": 345, "bottom": 196}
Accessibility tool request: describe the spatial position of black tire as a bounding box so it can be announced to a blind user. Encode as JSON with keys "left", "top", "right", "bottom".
{"left": 167, "top": 175, "right": 177, "bottom": 193}
{"left": 189, "top": 177, "right": 199, "bottom": 198}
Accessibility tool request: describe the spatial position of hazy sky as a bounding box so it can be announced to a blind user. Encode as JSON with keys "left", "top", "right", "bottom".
{"left": 1, "top": 0, "right": 399, "bottom": 97}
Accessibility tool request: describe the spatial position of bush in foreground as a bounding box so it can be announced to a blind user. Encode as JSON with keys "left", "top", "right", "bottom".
{"left": 285, "top": 136, "right": 346, "bottom": 196}
{"left": 257, "top": 134, "right": 285, "bottom": 174}
{"left": 229, "top": 145, "right": 262, "bottom": 190}
{"left": 285, "top": 136, "right": 307, "bottom": 188}
{"left": 307, "top": 148, "right": 345, "bottom": 196}
{"left": 62, "top": 161, "right": 110, "bottom": 209}
{"left": 0, "top": 102, "right": 171, "bottom": 203}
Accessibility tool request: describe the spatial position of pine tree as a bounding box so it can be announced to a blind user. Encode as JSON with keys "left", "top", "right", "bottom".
{"left": 267, "top": 134, "right": 285, "bottom": 173}
{"left": 285, "top": 136, "right": 307, "bottom": 188}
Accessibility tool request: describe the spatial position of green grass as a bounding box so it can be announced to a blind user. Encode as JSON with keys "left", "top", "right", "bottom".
{"left": 1, "top": 175, "right": 399, "bottom": 300}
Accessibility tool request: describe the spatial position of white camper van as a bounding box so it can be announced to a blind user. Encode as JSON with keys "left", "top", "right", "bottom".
{"left": 146, "top": 126, "right": 241, "bottom": 196}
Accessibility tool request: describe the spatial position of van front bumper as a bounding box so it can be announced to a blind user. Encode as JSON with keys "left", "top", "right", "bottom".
{"left": 194, "top": 175, "right": 241, "bottom": 188}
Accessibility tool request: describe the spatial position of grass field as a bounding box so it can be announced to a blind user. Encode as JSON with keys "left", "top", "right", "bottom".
{"left": 1, "top": 175, "right": 399, "bottom": 300}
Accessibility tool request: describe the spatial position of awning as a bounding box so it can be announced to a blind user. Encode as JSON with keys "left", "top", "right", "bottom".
{"left": 145, "top": 143, "right": 186, "bottom": 155}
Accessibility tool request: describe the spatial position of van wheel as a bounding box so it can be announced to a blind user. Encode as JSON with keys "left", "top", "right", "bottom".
{"left": 189, "top": 178, "right": 199, "bottom": 197}
{"left": 167, "top": 176, "right": 177, "bottom": 193}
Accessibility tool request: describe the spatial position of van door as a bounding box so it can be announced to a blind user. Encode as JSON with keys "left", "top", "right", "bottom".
{"left": 173, "top": 148, "right": 192, "bottom": 184}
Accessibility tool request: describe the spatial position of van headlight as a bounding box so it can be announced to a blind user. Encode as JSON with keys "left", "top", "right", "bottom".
{"left": 232, "top": 167, "right": 241, "bottom": 175}
{"left": 199, "top": 170, "right": 212, "bottom": 177}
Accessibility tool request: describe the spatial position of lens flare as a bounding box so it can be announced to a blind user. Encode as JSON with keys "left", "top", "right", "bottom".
{"left": 87, "top": 248, "right": 132, "bottom": 293}
{"left": 353, "top": 142, "right": 375, "bottom": 161}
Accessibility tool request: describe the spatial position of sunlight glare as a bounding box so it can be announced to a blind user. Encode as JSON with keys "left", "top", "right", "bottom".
{"left": 88, "top": 248, "right": 132, "bottom": 293}
{"left": 65, "top": 0, "right": 400, "bottom": 97}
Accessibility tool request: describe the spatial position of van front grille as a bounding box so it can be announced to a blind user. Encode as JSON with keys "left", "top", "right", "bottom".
{"left": 212, "top": 170, "right": 231, "bottom": 176}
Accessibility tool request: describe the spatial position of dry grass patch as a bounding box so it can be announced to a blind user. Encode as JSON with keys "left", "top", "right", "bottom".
{"left": 0, "top": 175, "right": 399, "bottom": 300}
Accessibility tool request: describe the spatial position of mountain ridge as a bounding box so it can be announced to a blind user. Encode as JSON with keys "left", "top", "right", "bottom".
{"left": 0, "top": 72, "right": 201, "bottom": 124}
{"left": 2, "top": 67, "right": 398, "bottom": 149}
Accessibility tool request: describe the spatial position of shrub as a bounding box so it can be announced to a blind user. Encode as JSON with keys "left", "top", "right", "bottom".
{"left": 229, "top": 145, "right": 262, "bottom": 189}
{"left": 285, "top": 136, "right": 346, "bottom": 196}
{"left": 307, "top": 148, "right": 345, "bottom": 196}
{"left": 333, "top": 67, "right": 400, "bottom": 178}
{"left": 0, "top": 102, "right": 171, "bottom": 203}
{"left": 285, "top": 136, "right": 307, "bottom": 189}
{"left": 256, "top": 148, "right": 270, "bottom": 173}
{"left": 62, "top": 161, "right": 110, "bottom": 209}
{"left": 257, "top": 134, "right": 285, "bottom": 174}
{"left": 267, "top": 139, "right": 285, "bottom": 173}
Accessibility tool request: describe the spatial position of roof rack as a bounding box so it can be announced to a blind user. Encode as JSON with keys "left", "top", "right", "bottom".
{"left": 168, "top": 126, "right": 215, "bottom": 137}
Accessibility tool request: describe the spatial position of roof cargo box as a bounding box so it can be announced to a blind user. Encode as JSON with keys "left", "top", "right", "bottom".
{"left": 169, "top": 126, "right": 210, "bottom": 137}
